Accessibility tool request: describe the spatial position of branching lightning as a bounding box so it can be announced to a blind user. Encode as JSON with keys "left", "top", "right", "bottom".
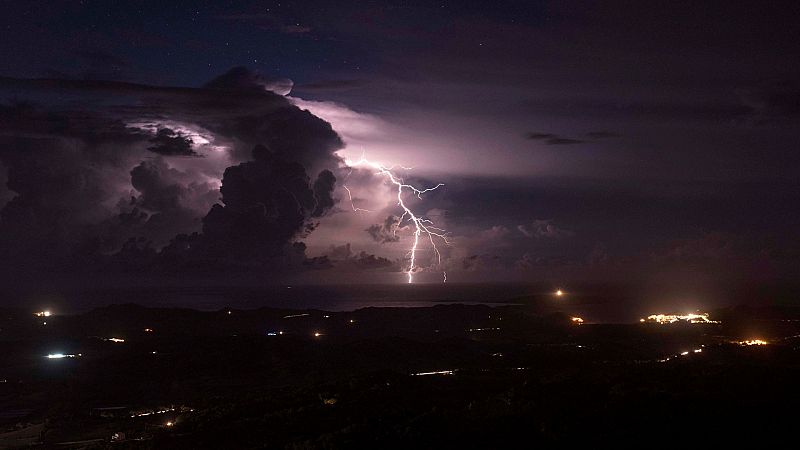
{"left": 343, "top": 154, "right": 450, "bottom": 283}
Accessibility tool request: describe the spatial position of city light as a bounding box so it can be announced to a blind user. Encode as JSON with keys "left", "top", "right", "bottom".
{"left": 411, "top": 370, "right": 456, "bottom": 376}
{"left": 284, "top": 313, "right": 310, "bottom": 319}
{"left": 34, "top": 310, "right": 51, "bottom": 317}
{"left": 105, "top": 338, "right": 125, "bottom": 343}
{"left": 555, "top": 290, "right": 564, "bottom": 297}
{"left": 737, "top": 339, "right": 768, "bottom": 346}
{"left": 131, "top": 407, "right": 175, "bottom": 418}
{"left": 571, "top": 317, "right": 584, "bottom": 324}
{"left": 46, "top": 353, "right": 81, "bottom": 359}
{"left": 640, "top": 312, "right": 719, "bottom": 324}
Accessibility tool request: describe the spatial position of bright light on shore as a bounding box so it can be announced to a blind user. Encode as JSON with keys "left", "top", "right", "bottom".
{"left": 412, "top": 370, "right": 456, "bottom": 376}
{"left": 34, "top": 311, "right": 51, "bottom": 317}
{"left": 640, "top": 312, "right": 719, "bottom": 324}
{"left": 737, "top": 339, "right": 768, "bottom": 346}
{"left": 555, "top": 290, "right": 564, "bottom": 297}
{"left": 46, "top": 353, "right": 80, "bottom": 359}
{"left": 571, "top": 317, "right": 584, "bottom": 324}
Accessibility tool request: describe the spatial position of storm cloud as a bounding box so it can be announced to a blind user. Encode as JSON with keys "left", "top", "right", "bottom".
{"left": 0, "top": 68, "right": 344, "bottom": 282}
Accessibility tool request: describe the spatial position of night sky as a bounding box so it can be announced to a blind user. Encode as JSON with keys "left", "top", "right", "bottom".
{"left": 1, "top": 0, "right": 799, "bottom": 293}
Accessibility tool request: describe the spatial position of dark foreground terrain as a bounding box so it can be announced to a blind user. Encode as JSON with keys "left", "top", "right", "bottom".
{"left": 2, "top": 301, "right": 800, "bottom": 448}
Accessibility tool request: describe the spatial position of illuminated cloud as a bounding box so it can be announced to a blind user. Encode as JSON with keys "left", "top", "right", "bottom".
{"left": 0, "top": 69, "right": 344, "bottom": 279}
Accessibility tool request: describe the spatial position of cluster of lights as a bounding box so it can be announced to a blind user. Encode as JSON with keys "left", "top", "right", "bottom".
{"left": 411, "top": 370, "right": 456, "bottom": 376}
{"left": 131, "top": 407, "right": 175, "bottom": 418}
{"left": 283, "top": 313, "right": 310, "bottom": 319}
{"left": 737, "top": 339, "right": 768, "bottom": 346}
{"left": 555, "top": 290, "right": 564, "bottom": 297}
{"left": 640, "top": 312, "right": 719, "bottom": 324}
{"left": 46, "top": 353, "right": 81, "bottom": 359}
{"left": 34, "top": 310, "right": 51, "bottom": 317}
{"left": 466, "top": 327, "right": 501, "bottom": 332}
{"left": 105, "top": 337, "right": 125, "bottom": 343}
{"left": 571, "top": 317, "right": 584, "bottom": 324}
{"left": 658, "top": 347, "right": 703, "bottom": 362}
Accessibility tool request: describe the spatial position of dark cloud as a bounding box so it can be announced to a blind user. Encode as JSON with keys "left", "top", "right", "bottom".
{"left": 365, "top": 215, "right": 402, "bottom": 244}
{"left": 0, "top": 69, "right": 345, "bottom": 282}
{"left": 351, "top": 251, "right": 395, "bottom": 269}
{"left": 545, "top": 137, "right": 584, "bottom": 145}
{"left": 196, "top": 144, "right": 335, "bottom": 261}
{"left": 312, "top": 169, "right": 337, "bottom": 217}
{"left": 524, "top": 132, "right": 584, "bottom": 145}
{"left": 525, "top": 132, "right": 557, "bottom": 140}
{"left": 322, "top": 242, "right": 398, "bottom": 271}
{"left": 147, "top": 128, "right": 198, "bottom": 156}
{"left": 204, "top": 66, "right": 294, "bottom": 96}
{"left": 461, "top": 254, "right": 502, "bottom": 272}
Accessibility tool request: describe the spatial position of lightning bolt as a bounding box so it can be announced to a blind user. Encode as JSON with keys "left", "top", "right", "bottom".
{"left": 343, "top": 155, "right": 450, "bottom": 283}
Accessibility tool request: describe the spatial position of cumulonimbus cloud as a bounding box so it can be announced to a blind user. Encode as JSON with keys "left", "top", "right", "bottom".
{"left": 0, "top": 68, "right": 344, "bottom": 280}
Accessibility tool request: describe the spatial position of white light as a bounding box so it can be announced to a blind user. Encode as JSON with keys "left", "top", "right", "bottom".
{"left": 46, "top": 353, "right": 79, "bottom": 359}
{"left": 412, "top": 370, "right": 455, "bottom": 376}
{"left": 283, "top": 313, "right": 310, "bottom": 319}
{"left": 640, "top": 312, "right": 719, "bottom": 324}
